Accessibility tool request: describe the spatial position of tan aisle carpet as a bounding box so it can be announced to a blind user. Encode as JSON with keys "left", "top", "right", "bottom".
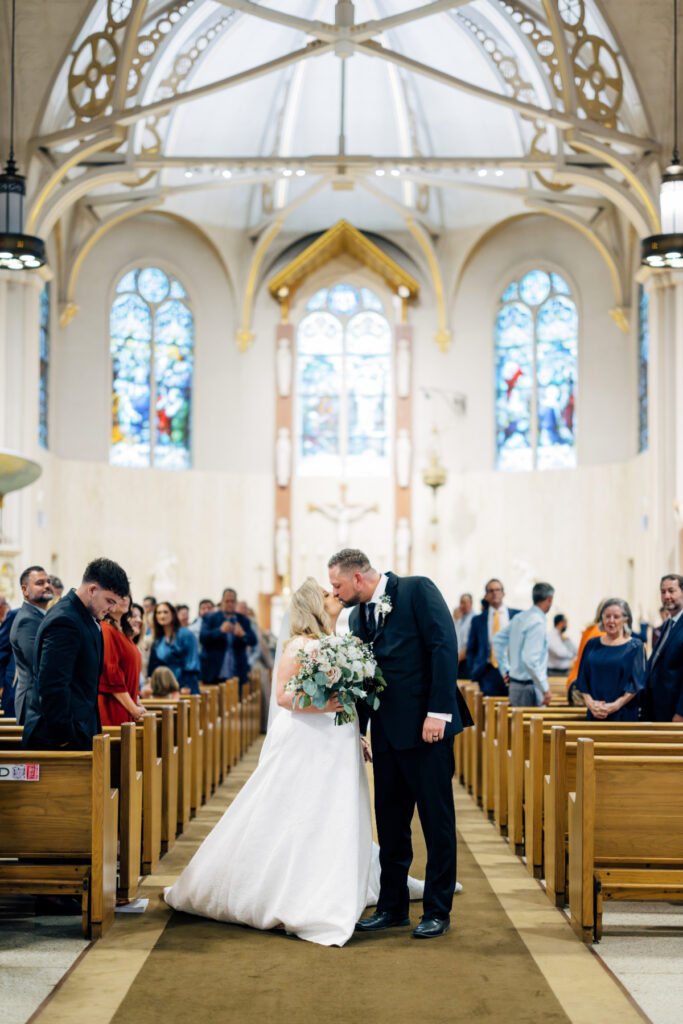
{"left": 32, "top": 740, "right": 646, "bottom": 1024}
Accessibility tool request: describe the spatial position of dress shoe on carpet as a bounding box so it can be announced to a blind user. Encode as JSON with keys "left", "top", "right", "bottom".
{"left": 413, "top": 916, "right": 450, "bottom": 938}
{"left": 355, "top": 911, "right": 411, "bottom": 931}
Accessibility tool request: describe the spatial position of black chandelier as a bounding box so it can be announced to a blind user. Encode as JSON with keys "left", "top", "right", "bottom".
{"left": 0, "top": 0, "right": 46, "bottom": 271}
{"left": 642, "top": 0, "right": 683, "bottom": 269}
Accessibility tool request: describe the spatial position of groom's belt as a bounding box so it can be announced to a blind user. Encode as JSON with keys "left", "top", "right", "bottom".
{"left": 509, "top": 677, "right": 533, "bottom": 685}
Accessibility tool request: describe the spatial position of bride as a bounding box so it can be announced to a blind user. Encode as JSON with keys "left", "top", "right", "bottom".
{"left": 164, "top": 578, "right": 423, "bottom": 946}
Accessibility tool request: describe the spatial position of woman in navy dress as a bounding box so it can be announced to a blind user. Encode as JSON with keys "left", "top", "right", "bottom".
{"left": 576, "top": 598, "right": 645, "bottom": 721}
{"left": 148, "top": 602, "right": 200, "bottom": 694}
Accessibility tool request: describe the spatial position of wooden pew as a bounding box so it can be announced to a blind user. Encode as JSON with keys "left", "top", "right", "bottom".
{"left": 504, "top": 706, "right": 587, "bottom": 853}
{"left": 217, "top": 682, "right": 231, "bottom": 777}
{"left": 0, "top": 723, "right": 141, "bottom": 900}
{"left": 227, "top": 679, "right": 240, "bottom": 765}
{"left": 0, "top": 734, "right": 118, "bottom": 938}
{"left": 141, "top": 699, "right": 191, "bottom": 834}
{"left": 104, "top": 715, "right": 162, "bottom": 875}
{"left": 568, "top": 738, "right": 683, "bottom": 942}
{"left": 200, "top": 690, "right": 215, "bottom": 800}
{"left": 482, "top": 696, "right": 508, "bottom": 818}
{"left": 186, "top": 694, "right": 204, "bottom": 812}
{"left": 543, "top": 723, "right": 683, "bottom": 905}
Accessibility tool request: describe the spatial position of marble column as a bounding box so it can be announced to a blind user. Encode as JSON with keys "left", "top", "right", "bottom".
{"left": 0, "top": 271, "right": 44, "bottom": 600}
{"left": 644, "top": 269, "right": 683, "bottom": 574}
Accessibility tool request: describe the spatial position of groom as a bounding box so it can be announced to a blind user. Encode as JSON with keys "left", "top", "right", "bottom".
{"left": 329, "top": 549, "right": 473, "bottom": 939}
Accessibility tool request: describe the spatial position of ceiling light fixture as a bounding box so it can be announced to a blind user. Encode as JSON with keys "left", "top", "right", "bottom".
{"left": 296, "top": 168, "right": 306, "bottom": 177}
{"left": 477, "top": 169, "right": 487, "bottom": 177}
{"left": 375, "top": 168, "right": 385, "bottom": 177}
{"left": 0, "top": 0, "right": 46, "bottom": 272}
{"left": 282, "top": 168, "right": 293, "bottom": 177}
{"left": 641, "top": 0, "right": 683, "bottom": 269}
{"left": 390, "top": 168, "right": 401, "bottom": 177}
{"left": 222, "top": 169, "right": 232, "bottom": 179}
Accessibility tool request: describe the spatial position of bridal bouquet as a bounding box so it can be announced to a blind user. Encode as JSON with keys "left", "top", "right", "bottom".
{"left": 285, "top": 634, "right": 386, "bottom": 726}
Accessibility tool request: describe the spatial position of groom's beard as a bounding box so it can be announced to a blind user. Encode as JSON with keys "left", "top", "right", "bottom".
{"left": 340, "top": 596, "right": 361, "bottom": 608}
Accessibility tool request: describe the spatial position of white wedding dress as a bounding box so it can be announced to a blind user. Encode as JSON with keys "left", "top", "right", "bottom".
{"left": 164, "top": 635, "right": 425, "bottom": 946}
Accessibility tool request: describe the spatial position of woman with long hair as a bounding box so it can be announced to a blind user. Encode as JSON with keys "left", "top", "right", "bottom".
{"left": 148, "top": 601, "right": 200, "bottom": 695}
{"left": 165, "top": 577, "right": 374, "bottom": 945}
{"left": 98, "top": 594, "right": 145, "bottom": 726}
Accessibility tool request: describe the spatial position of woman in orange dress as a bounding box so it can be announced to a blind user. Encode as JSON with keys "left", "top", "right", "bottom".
{"left": 99, "top": 594, "right": 145, "bottom": 726}
{"left": 566, "top": 598, "right": 607, "bottom": 705}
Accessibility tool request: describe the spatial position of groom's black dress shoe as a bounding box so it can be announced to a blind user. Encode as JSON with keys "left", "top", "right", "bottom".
{"left": 413, "top": 916, "right": 450, "bottom": 939}
{"left": 355, "top": 911, "right": 411, "bottom": 932}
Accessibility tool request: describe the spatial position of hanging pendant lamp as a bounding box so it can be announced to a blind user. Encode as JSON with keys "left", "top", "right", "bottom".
{"left": 0, "top": 0, "right": 46, "bottom": 271}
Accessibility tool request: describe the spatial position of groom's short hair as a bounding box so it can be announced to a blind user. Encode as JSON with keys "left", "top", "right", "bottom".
{"left": 328, "top": 549, "right": 373, "bottom": 574}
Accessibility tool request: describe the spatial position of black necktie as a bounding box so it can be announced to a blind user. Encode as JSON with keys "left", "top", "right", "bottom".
{"left": 651, "top": 616, "right": 674, "bottom": 668}
{"left": 365, "top": 602, "right": 376, "bottom": 637}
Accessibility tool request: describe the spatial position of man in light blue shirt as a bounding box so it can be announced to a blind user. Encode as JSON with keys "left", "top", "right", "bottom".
{"left": 492, "top": 583, "right": 555, "bottom": 706}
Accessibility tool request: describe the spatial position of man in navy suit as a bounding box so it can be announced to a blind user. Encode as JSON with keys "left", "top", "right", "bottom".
{"left": 200, "top": 587, "right": 256, "bottom": 691}
{"left": 467, "top": 579, "right": 520, "bottom": 697}
{"left": 329, "top": 549, "right": 472, "bottom": 940}
{"left": 0, "top": 606, "right": 18, "bottom": 717}
{"left": 643, "top": 573, "right": 683, "bottom": 722}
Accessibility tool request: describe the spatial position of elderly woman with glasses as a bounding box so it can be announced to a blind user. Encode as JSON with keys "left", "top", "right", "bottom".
{"left": 575, "top": 598, "right": 645, "bottom": 721}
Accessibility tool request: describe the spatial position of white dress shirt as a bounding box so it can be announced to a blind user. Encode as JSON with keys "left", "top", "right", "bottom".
{"left": 487, "top": 604, "right": 510, "bottom": 644}
{"left": 547, "top": 628, "right": 577, "bottom": 670}
{"left": 364, "top": 573, "right": 451, "bottom": 723}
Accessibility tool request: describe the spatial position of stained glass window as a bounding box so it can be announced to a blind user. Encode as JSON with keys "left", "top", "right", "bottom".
{"left": 495, "top": 270, "right": 577, "bottom": 471}
{"left": 110, "top": 267, "right": 193, "bottom": 469}
{"left": 638, "top": 284, "right": 649, "bottom": 453}
{"left": 297, "top": 285, "right": 391, "bottom": 473}
{"left": 38, "top": 283, "right": 50, "bottom": 449}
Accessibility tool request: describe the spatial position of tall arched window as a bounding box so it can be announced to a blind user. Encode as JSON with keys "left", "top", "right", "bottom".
{"left": 638, "top": 284, "right": 649, "bottom": 453}
{"left": 495, "top": 270, "right": 577, "bottom": 471}
{"left": 39, "top": 283, "right": 50, "bottom": 450}
{"left": 297, "top": 284, "right": 391, "bottom": 475}
{"left": 110, "top": 267, "right": 193, "bottom": 469}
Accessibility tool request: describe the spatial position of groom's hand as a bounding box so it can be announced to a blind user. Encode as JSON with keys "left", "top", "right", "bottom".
{"left": 422, "top": 716, "right": 446, "bottom": 743}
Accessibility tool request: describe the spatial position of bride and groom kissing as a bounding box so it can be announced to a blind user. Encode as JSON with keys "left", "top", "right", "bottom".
{"left": 165, "top": 549, "right": 473, "bottom": 946}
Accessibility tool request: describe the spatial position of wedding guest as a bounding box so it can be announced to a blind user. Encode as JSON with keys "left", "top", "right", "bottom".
{"left": 467, "top": 579, "right": 520, "bottom": 696}
{"left": 176, "top": 604, "right": 190, "bottom": 628}
{"left": 576, "top": 599, "right": 645, "bottom": 721}
{"left": 0, "top": 594, "right": 9, "bottom": 625}
{"left": 0, "top": 605, "right": 17, "bottom": 717}
{"left": 453, "top": 593, "right": 474, "bottom": 679}
{"left": 143, "top": 595, "right": 156, "bottom": 636}
{"left": 23, "top": 558, "right": 129, "bottom": 750}
{"left": 10, "top": 565, "right": 54, "bottom": 723}
{"left": 493, "top": 583, "right": 555, "bottom": 707}
{"left": 149, "top": 601, "right": 200, "bottom": 695}
{"left": 189, "top": 599, "right": 214, "bottom": 658}
{"left": 566, "top": 600, "right": 608, "bottom": 704}
{"left": 129, "top": 601, "right": 146, "bottom": 691}
{"left": 547, "top": 614, "right": 578, "bottom": 675}
{"left": 642, "top": 574, "right": 683, "bottom": 722}
{"left": 48, "top": 575, "right": 64, "bottom": 599}
{"left": 201, "top": 588, "right": 256, "bottom": 691}
{"left": 652, "top": 605, "right": 669, "bottom": 649}
{"left": 149, "top": 666, "right": 181, "bottom": 699}
{"left": 99, "top": 594, "right": 144, "bottom": 726}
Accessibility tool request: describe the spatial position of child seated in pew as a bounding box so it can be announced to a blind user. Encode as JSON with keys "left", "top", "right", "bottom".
{"left": 139, "top": 667, "right": 181, "bottom": 700}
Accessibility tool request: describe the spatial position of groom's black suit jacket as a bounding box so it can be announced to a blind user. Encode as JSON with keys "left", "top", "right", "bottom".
{"left": 350, "top": 572, "right": 473, "bottom": 751}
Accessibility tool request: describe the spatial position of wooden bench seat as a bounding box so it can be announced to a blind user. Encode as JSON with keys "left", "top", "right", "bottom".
{"left": 568, "top": 739, "right": 683, "bottom": 942}
{"left": 140, "top": 700, "right": 190, "bottom": 835}
{"left": 104, "top": 715, "right": 161, "bottom": 875}
{"left": 0, "top": 734, "right": 118, "bottom": 938}
{"left": 542, "top": 723, "right": 683, "bottom": 905}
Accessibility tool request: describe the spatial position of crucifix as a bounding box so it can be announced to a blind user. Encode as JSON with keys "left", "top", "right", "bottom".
{"left": 308, "top": 483, "right": 379, "bottom": 548}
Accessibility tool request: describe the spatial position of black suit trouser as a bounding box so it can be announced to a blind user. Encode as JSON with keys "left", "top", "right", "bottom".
{"left": 372, "top": 738, "right": 457, "bottom": 920}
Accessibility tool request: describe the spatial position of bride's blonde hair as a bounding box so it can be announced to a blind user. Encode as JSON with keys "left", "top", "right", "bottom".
{"left": 289, "top": 577, "right": 332, "bottom": 638}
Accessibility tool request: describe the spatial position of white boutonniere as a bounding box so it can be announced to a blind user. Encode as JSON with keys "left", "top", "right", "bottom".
{"left": 377, "top": 594, "right": 393, "bottom": 627}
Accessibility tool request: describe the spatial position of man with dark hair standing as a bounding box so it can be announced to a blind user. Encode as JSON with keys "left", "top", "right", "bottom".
{"left": 493, "top": 582, "right": 555, "bottom": 707}
{"left": 201, "top": 588, "right": 256, "bottom": 691}
{"left": 643, "top": 574, "right": 683, "bottom": 722}
{"left": 467, "top": 578, "right": 520, "bottom": 696}
{"left": 10, "top": 566, "right": 54, "bottom": 723}
{"left": 0, "top": 601, "right": 18, "bottom": 717}
{"left": 23, "top": 558, "right": 129, "bottom": 751}
{"left": 329, "top": 548, "right": 472, "bottom": 939}
{"left": 48, "top": 575, "right": 64, "bottom": 600}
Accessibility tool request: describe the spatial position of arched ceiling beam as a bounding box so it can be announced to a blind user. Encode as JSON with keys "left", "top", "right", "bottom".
{"left": 33, "top": 166, "right": 142, "bottom": 240}
{"left": 568, "top": 133, "right": 660, "bottom": 233}
{"left": 523, "top": 197, "right": 628, "bottom": 331}
{"left": 34, "top": 40, "right": 335, "bottom": 150}
{"left": 552, "top": 165, "right": 652, "bottom": 239}
{"left": 237, "top": 175, "right": 333, "bottom": 350}
{"left": 214, "top": 0, "right": 473, "bottom": 40}
{"left": 354, "top": 40, "right": 655, "bottom": 151}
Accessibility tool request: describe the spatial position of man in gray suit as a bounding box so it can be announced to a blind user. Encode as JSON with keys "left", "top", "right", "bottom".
{"left": 10, "top": 566, "right": 54, "bottom": 724}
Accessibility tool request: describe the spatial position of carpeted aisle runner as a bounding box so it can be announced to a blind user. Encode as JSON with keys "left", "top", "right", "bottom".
{"left": 109, "top": 776, "right": 570, "bottom": 1024}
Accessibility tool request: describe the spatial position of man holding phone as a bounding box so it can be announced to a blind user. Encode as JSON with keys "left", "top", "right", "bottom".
{"left": 200, "top": 588, "right": 256, "bottom": 691}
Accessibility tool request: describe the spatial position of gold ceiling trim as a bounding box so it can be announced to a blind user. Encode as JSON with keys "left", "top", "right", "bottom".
{"left": 267, "top": 219, "right": 420, "bottom": 305}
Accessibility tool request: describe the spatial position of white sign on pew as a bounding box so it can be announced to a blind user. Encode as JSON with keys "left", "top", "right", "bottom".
{"left": 0, "top": 764, "right": 40, "bottom": 781}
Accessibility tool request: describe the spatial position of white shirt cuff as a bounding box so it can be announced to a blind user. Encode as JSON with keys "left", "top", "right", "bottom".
{"left": 428, "top": 712, "right": 452, "bottom": 722}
